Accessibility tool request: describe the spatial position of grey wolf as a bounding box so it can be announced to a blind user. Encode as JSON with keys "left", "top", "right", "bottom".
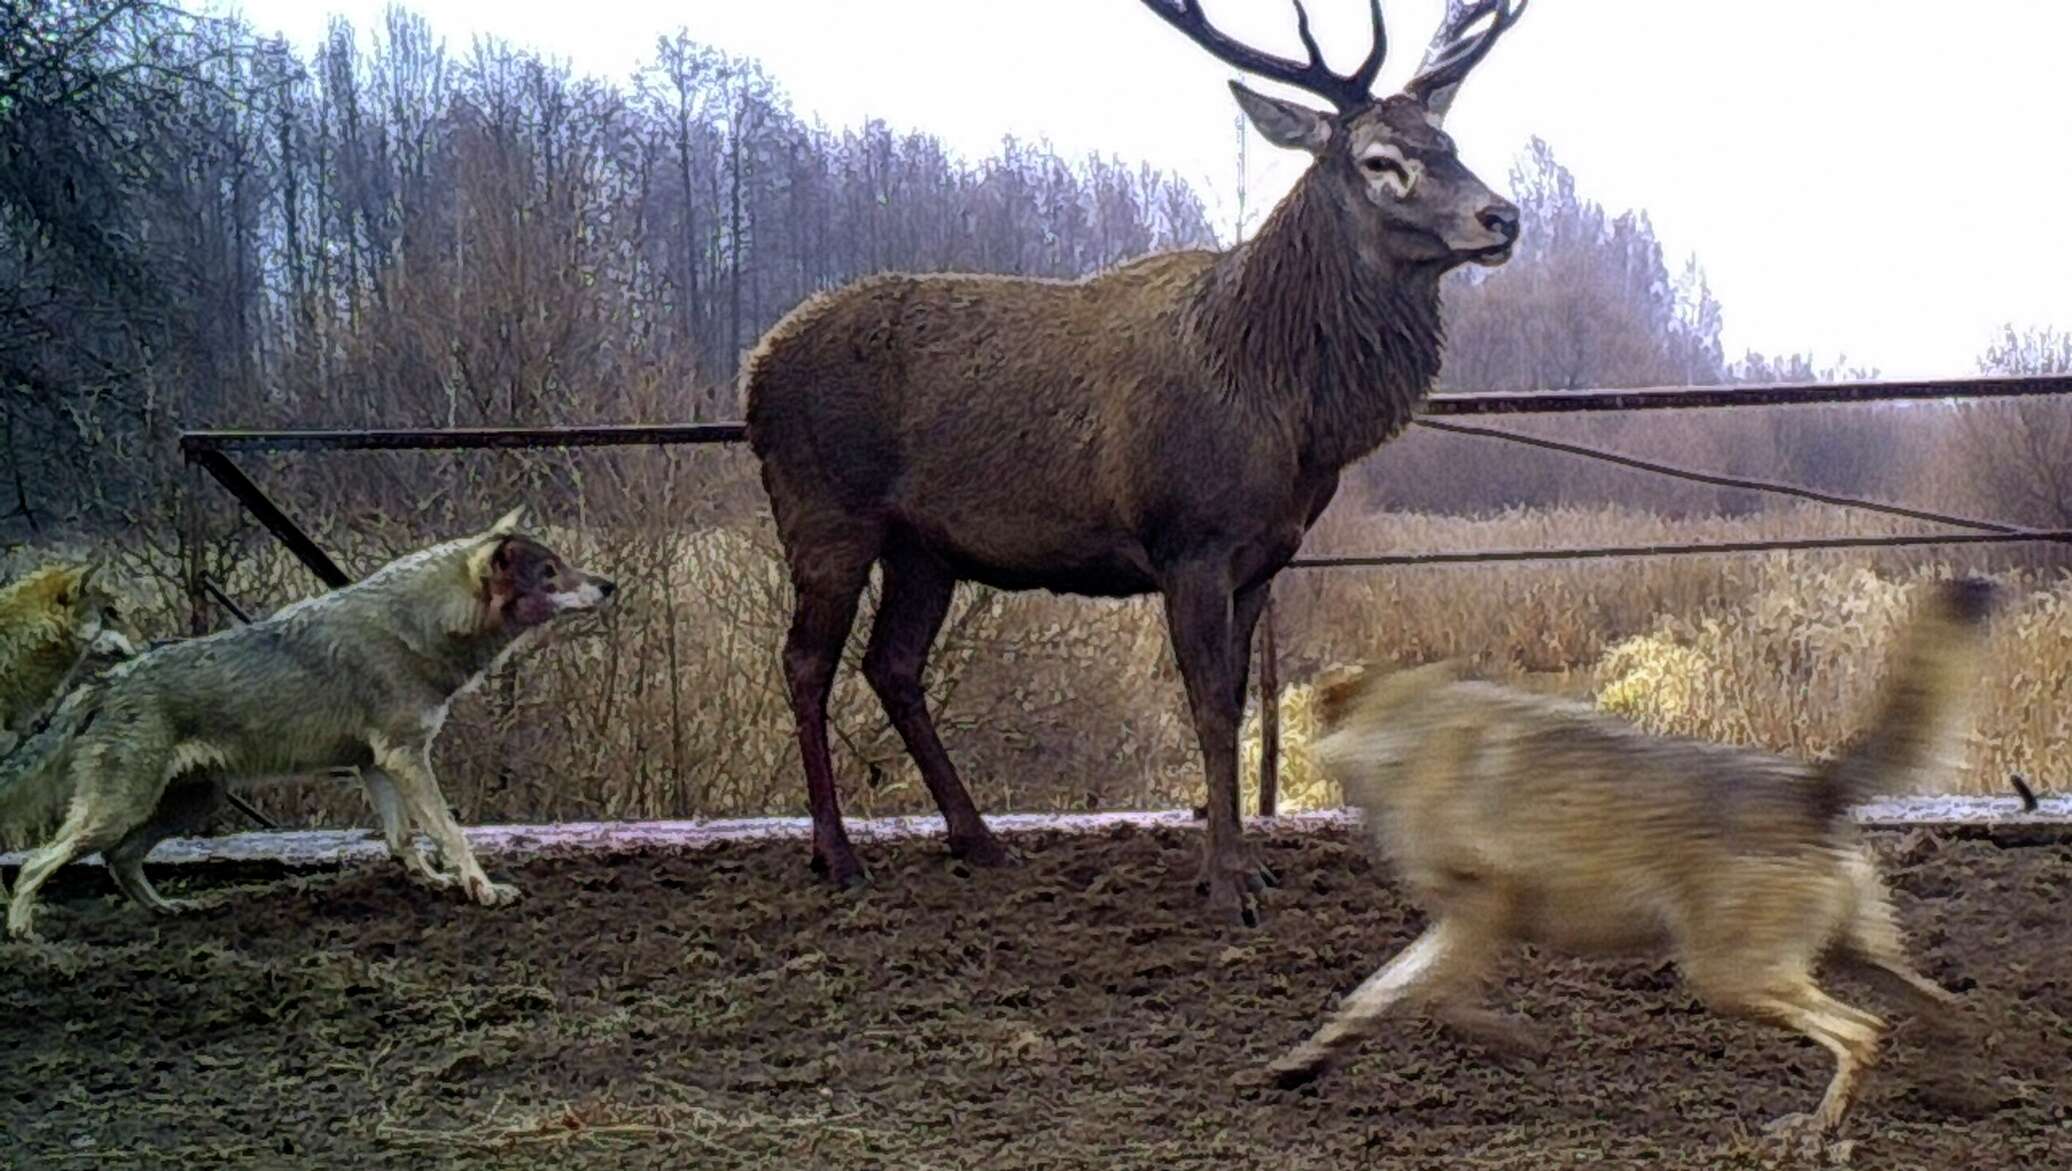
{"left": 0, "top": 508, "right": 615, "bottom": 940}
{"left": 1267, "top": 577, "right": 1999, "bottom": 1150}
{"left": 743, "top": 0, "right": 1527, "bottom": 923}
{"left": 0, "top": 562, "right": 138, "bottom": 754}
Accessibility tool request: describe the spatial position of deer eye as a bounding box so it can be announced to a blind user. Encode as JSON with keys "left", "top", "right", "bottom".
{"left": 1361, "top": 154, "right": 1410, "bottom": 183}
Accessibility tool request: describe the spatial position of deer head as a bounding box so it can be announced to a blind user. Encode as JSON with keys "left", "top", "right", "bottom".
{"left": 1143, "top": 0, "right": 1528, "bottom": 269}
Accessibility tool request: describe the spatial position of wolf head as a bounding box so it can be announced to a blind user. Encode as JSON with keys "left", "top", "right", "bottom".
{"left": 463, "top": 507, "right": 619, "bottom": 632}
{"left": 2, "top": 562, "right": 138, "bottom": 658}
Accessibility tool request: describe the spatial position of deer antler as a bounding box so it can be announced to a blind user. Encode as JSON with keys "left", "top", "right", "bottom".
{"left": 1404, "top": 0, "right": 1527, "bottom": 123}
{"left": 1140, "top": 0, "right": 1387, "bottom": 114}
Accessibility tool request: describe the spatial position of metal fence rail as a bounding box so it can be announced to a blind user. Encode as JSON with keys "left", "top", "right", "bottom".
{"left": 178, "top": 371, "right": 2072, "bottom": 821}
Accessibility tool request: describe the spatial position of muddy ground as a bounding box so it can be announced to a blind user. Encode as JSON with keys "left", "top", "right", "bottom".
{"left": 3, "top": 824, "right": 2068, "bottom": 1170}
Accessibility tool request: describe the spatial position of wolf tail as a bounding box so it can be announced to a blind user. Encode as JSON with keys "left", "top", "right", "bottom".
{"left": 0, "top": 684, "right": 94, "bottom": 848}
{"left": 1812, "top": 577, "right": 1999, "bottom": 822}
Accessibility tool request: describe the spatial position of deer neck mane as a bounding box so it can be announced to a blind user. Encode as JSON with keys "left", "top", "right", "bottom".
{"left": 1189, "top": 172, "right": 1445, "bottom": 468}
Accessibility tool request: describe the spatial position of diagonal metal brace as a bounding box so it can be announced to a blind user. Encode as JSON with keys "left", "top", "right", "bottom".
{"left": 186, "top": 448, "right": 350, "bottom": 590}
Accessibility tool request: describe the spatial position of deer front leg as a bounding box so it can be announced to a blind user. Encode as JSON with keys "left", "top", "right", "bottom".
{"left": 1226, "top": 579, "right": 1282, "bottom": 885}
{"left": 370, "top": 740, "right": 517, "bottom": 907}
{"left": 1162, "top": 563, "right": 1262, "bottom": 927}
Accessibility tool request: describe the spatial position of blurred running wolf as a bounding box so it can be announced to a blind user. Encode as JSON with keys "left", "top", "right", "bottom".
{"left": 0, "top": 508, "right": 616, "bottom": 940}
{"left": 1268, "top": 577, "right": 2000, "bottom": 1150}
{"left": 0, "top": 562, "right": 138, "bottom": 753}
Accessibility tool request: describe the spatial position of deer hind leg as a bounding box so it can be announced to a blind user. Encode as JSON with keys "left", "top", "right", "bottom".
{"left": 779, "top": 531, "right": 877, "bottom": 889}
{"left": 1222, "top": 579, "right": 1283, "bottom": 887}
{"left": 861, "top": 541, "right": 1009, "bottom": 868}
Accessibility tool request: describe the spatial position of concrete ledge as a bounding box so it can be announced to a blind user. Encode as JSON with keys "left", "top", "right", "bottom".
{"left": 4, "top": 794, "right": 2067, "bottom": 872}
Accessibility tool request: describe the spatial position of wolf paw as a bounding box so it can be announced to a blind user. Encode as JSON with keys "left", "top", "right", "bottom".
{"left": 1262, "top": 1049, "right": 1329, "bottom": 1091}
{"left": 1762, "top": 1113, "right": 1852, "bottom": 1165}
{"left": 402, "top": 861, "right": 460, "bottom": 890}
{"left": 465, "top": 877, "right": 522, "bottom": 907}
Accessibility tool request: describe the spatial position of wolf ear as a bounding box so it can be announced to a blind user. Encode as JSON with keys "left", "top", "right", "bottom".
{"left": 466, "top": 538, "right": 508, "bottom": 586}
{"left": 487, "top": 506, "right": 525, "bottom": 536}
{"left": 1312, "top": 662, "right": 1375, "bottom": 730}
{"left": 47, "top": 563, "right": 88, "bottom": 605}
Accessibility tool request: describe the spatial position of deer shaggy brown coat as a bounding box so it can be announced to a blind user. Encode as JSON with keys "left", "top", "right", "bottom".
{"left": 745, "top": 0, "right": 1530, "bottom": 924}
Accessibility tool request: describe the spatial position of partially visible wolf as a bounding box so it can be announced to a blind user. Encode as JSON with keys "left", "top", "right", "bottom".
{"left": 0, "top": 508, "right": 615, "bottom": 940}
{"left": 1268, "top": 577, "right": 2000, "bottom": 1150}
{"left": 0, "top": 562, "right": 139, "bottom": 753}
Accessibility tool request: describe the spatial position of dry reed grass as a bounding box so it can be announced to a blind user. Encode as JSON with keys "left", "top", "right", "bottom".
{"left": 6, "top": 495, "right": 2062, "bottom": 836}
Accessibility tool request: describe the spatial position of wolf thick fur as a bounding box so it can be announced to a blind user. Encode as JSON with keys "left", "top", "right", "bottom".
{"left": 0, "top": 562, "right": 138, "bottom": 751}
{"left": 0, "top": 508, "right": 616, "bottom": 940}
{"left": 1273, "top": 577, "right": 1999, "bottom": 1146}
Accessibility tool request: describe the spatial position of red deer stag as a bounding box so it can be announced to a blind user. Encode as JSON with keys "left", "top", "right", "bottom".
{"left": 744, "top": 0, "right": 1529, "bottom": 926}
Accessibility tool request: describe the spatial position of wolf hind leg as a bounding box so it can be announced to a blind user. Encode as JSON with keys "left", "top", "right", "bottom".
{"left": 104, "top": 775, "right": 224, "bottom": 916}
{"left": 8, "top": 723, "right": 182, "bottom": 937}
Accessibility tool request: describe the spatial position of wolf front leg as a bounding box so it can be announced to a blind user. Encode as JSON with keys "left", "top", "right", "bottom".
{"left": 358, "top": 767, "right": 455, "bottom": 890}
{"left": 370, "top": 741, "right": 519, "bottom": 907}
{"left": 1266, "top": 916, "right": 1495, "bottom": 1088}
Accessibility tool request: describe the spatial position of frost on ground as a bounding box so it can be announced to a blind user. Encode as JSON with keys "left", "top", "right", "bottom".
{"left": 2, "top": 795, "right": 2064, "bottom": 872}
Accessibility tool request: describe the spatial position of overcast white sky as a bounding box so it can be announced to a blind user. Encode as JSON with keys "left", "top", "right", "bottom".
{"left": 201, "top": 0, "right": 2072, "bottom": 379}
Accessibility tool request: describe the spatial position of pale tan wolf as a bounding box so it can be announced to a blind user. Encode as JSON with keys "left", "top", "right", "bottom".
{"left": 0, "top": 562, "right": 139, "bottom": 754}
{"left": 0, "top": 509, "right": 615, "bottom": 940}
{"left": 1267, "top": 577, "right": 1999, "bottom": 1151}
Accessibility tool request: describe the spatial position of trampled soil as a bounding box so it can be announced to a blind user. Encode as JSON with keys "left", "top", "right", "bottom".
{"left": 4, "top": 823, "right": 2068, "bottom": 1169}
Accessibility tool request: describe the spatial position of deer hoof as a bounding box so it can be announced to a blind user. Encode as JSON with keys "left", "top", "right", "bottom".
{"left": 1203, "top": 872, "right": 1262, "bottom": 927}
{"left": 947, "top": 830, "right": 1018, "bottom": 869}
{"left": 811, "top": 846, "right": 871, "bottom": 891}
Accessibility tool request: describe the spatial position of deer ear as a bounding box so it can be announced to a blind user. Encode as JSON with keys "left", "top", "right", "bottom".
{"left": 1229, "top": 80, "right": 1331, "bottom": 153}
{"left": 487, "top": 506, "right": 525, "bottom": 536}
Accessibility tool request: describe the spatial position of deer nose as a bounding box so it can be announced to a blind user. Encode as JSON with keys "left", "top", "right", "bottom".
{"left": 1478, "top": 201, "right": 1519, "bottom": 242}
{"left": 596, "top": 577, "right": 619, "bottom": 599}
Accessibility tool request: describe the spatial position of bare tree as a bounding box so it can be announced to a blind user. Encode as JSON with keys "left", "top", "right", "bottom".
{"left": 744, "top": 0, "right": 1531, "bottom": 926}
{"left": 1952, "top": 324, "right": 2072, "bottom": 527}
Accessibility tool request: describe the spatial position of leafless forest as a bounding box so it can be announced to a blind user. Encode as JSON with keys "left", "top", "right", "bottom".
{"left": 3, "top": 2, "right": 2069, "bottom": 835}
